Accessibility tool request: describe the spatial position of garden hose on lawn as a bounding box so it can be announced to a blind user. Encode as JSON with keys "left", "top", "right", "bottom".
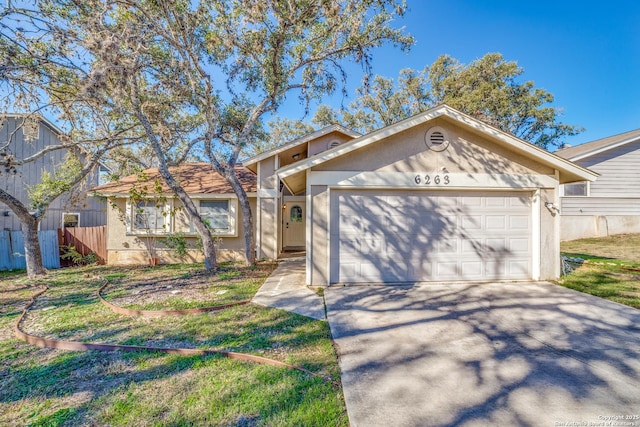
{"left": 15, "top": 284, "right": 334, "bottom": 384}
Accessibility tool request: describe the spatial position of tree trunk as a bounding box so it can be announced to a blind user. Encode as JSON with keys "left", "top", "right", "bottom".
{"left": 225, "top": 169, "right": 255, "bottom": 265}
{"left": 22, "top": 216, "right": 46, "bottom": 278}
{"left": 156, "top": 163, "right": 218, "bottom": 272}
{"left": 0, "top": 188, "right": 46, "bottom": 278}
{"left": 132, "top": 102, "right": 218, "bottom": 272}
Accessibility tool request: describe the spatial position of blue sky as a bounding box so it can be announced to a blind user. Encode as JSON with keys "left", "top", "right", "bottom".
{"left": 282, "top": 0, "right": 640, "bottom": 147}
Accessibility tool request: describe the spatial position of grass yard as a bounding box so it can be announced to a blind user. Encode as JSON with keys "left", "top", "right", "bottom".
{"left": 559, "top": 233, "right": 640, "bottom": 309}
{"left": 0, "top": 262, "right": 348, "bottom": 426}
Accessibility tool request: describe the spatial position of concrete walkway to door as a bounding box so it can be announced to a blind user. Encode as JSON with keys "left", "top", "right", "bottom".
{"left": 252, "top": 257, "right": 325, "bottom": 320}
{"left": 325, "top": 282, "right": 640, "bottom": 427}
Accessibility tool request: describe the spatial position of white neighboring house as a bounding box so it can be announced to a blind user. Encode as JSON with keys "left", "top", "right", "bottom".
{"left": 556, "top": 129, "right": 640, "bottom": 241}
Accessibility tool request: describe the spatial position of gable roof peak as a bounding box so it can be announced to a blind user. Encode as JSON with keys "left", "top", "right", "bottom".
{"left": 243, "top": 123, "right": 360, "bottom": 166}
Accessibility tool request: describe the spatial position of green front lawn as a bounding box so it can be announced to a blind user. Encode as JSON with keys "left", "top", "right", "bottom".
{"left": 0, "top": 263, "right": 347, "bottom": 426}
{"left": 559, "top": 233, "right": 640, "bottom": 309}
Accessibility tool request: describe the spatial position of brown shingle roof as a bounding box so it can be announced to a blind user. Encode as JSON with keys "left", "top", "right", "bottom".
{"left": 93, "top": 163, "right": 257, "bottom": 195}
{"left": 555, "top": 128, "right": 640, "bottom": 160}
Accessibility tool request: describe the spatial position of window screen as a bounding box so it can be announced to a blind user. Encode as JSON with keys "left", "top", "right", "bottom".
{"left": 200, "top": 200, "right": 229, "bottom": 230}
{"left": 134, "top": 201, "right": 165, "bottom": 230}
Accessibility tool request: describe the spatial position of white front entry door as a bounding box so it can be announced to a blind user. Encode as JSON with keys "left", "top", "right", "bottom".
{"left": 283, "top": 197, "right": 306, "bottom": 248}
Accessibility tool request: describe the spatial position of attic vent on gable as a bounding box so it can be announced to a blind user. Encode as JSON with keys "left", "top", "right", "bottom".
{"left": 430, "top": 132, "right": 445, "bottom": 145}
{"left": 328, "top": 140, "right": 341, "bottom": 150}
{"left": 425, "top": 127, "right": 450, "bottom": 152}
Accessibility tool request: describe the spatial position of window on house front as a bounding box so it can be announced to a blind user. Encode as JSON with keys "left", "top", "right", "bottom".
{"left": 200, "top": 200, "right": 230, "bottom": 231}
{"left": 563, "top": 182, "right": 588, "bottom": 197}
{"left": 133, "top": 200, "right": 166, "bottom": 231}
{"left": 62, "top": 213, "right": 80, "bottom": 228}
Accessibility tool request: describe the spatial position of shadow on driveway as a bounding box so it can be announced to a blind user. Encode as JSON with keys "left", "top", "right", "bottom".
{"left": 325, "top": 281, "right": 640, "bottom": 427}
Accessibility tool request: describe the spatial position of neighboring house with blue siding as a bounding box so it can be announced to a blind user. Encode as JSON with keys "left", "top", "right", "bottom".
{"left": 556, "top": 128, "right": 640, "bottom": 241}
{"left": 0, "top": 114, "right": 108, "bottom": 231}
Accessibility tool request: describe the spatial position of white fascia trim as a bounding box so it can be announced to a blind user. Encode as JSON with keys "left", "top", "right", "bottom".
{"left": 277, "top": 105, "right": 598, "bottom": 183}
{"left": 99, "top": 192, "right": 256, "bottom": 199}
{"left": 278, "top": 111, "right": 444, "bottom": 179}
{"left": 439, "top": 108, "right": 598, "bottom": 182}
{"left": 243, "top": 125, "right": 360, "bottom": 166}
{"left": 309, "top": 171, "right": 559, "bottom": 189}
{"left": 568, "top": 136, "right": 640, "bottom": 162}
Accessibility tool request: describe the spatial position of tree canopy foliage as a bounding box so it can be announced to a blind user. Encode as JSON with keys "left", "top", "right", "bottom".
{"left": 1, "top": 0, "right": 412, "bottom": 273}
{"left": 313, "top": 53, "right": 582, "bottom": 149}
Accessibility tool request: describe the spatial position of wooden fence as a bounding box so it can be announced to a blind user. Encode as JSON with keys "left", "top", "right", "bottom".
{"left": 0, "top": 226, "right": 106, "bottom": 271}
{"left": 0, "top": 230, "right": 60, "bottom": 270}
{"left": 59, "top": 226, "right": 107, "bottom": 266}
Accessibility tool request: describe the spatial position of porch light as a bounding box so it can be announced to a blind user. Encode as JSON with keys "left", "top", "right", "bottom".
{"left": 292, "top": 153, "right": 301, "bottom": 160}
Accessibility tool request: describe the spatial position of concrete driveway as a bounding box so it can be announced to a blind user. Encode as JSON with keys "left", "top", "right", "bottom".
{"left": 325, "top": 282, "right": 640, "bottom": 427}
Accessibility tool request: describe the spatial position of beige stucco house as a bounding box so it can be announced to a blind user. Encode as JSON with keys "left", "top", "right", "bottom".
{"left": 95, "top": 105, "right": 597, "bottom": 285}
{"left": 556, "top": 129, "right": 640, "bottom": 241}
{"left": 94, "top": 163, "right": 257, "bottom": 265}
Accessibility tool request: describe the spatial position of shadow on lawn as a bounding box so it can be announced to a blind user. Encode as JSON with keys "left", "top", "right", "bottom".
{"left": 2, "top": 299, "right": 337, "bottom": 426}
{"left": 562, "top": 252, "right": 617, "bottom": 262}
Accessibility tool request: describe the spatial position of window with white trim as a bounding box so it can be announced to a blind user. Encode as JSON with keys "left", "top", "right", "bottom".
{"left": 190, "top": 199, "right": 238, "bottom": 236}
{"left": 133, "top": 200, "right": 166, "bottom": 231}
{"left": 563, "top": 182, "right": 588, "bottom": 197}
{"left": 201, "top": 200, "right": 230, "bottom": 231}
{"left": 62, "top": 213, "right": 80, "bottom": 228}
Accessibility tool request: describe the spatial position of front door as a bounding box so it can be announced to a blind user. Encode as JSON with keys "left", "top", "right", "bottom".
{"left": 283, "top": 197, "right": 306, "bottom": 248}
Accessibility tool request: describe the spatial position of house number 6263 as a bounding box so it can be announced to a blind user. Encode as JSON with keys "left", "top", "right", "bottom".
{"left": 414, "top": 174, "right": 450, "bottom": 185}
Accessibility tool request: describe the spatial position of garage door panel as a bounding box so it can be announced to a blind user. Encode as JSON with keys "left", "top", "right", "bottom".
{"left": 508, "top": 260, "right": 530, "bottom": 278}
{"left": 486, "top": 215, "right": 507, "bottom": 230}
{"left": 461, "top": 261, "right": 483, "bottom": 276}
{"left": 462, "top": 215, "right": 483, "bottom": 230}
{"left": 331, "top": 191, "right": 532, "bottom": 283}
{"left": 485, "top": 197, "right": 508, "bottom": 208}
{"left": 510, "top": 216, "right": 530, "bottom": 229}
{"left": 437, "top": 239, "right": 458, "bottom": 254}
{"left": 509, "top": 238, "right": 530, "bottom": 253}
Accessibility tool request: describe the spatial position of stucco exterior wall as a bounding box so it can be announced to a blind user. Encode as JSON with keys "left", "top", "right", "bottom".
{"left": 105, "top": 197, "right": 255, "bottom": 265}
{"left": 309, "top": 185, "right": 329, "bottom": 286}
{"left": 315, "top": 119, "right": 554, "bottom": 176}
{"left": 258, "top": 197, "right": 277, "bottom": 259}
{"left": 307, "top": 132, "right": 354, "bottom": 157}
{"left": 539, "top": 188, "right": 560, "bottom": 280}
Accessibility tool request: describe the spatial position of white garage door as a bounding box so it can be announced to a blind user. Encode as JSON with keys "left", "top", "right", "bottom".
{"left": 330, "top": 190, "right": 532, "bottom": 283}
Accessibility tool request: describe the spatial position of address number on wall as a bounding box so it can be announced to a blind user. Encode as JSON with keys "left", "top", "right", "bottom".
{"left": 414, "top": 174, "right": 450, "bottom": 185}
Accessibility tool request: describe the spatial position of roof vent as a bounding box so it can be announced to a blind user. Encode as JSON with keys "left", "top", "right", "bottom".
{"left": 328, "top": 140, "right": 341, "bottom": 149}
{"left": 425, "top": 127, "right": 450, "bottom": 152}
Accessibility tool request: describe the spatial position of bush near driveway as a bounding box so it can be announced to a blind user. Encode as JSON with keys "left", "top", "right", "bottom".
{"left": 0, "top": 263, "right": 347, "bottom": 426}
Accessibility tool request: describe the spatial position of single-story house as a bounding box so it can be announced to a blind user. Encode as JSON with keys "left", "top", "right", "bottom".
{"left": 555, "top": 129, "right": 640, "bottom": 241}
{"left": 94, "top": 104, "right": 597, "bottom": 285}
{"left": 93, "top": 163, "right": 257, "bottom": 265}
